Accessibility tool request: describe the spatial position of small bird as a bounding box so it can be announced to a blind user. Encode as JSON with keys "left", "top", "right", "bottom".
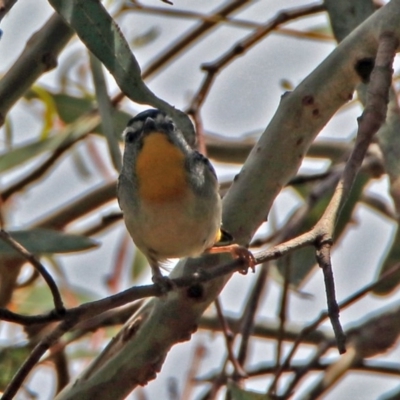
{"left": 117, "top": 109, "right": 233, "bottom": 285}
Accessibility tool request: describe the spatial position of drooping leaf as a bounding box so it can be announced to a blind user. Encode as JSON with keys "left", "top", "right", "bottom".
{"left": 28, "top": 85, "right": 58, "bottom": 139}
{"left": 26, "top": 89, "right": 132, "bottom": 138}
{"left": 0, "top": 112, "right": 100, "bottom": 173}
{"left": 0, "top": 228, "right": 98, "bottom": 255}
{"left": 89, "top": 52, "right": 122, "bottom": 170}
{"left": 51, "top": 93, "right": 94, "bottom": 123}
{"left": 48, "top": 0, "right": 195, "bottom": 144}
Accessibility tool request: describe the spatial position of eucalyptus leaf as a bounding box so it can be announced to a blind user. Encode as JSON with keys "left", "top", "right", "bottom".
{"left": 51, "top": 93, "right": 131, "bottom": 139}
{"left": 0, "top": 113, "right": 100, "bottom": 173}
{"left": 0, "top": 228, "right": 98, "bottom": 255}
{"left": 26, "top": 90, "right": 131, "bottom": 138}
{"left": 48, "top": 0, "right": 195, "bottom": 144}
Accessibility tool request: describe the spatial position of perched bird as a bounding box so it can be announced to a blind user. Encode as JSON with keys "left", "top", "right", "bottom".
{"left": 117, "top": 109, "right": 233, "bottom": 285}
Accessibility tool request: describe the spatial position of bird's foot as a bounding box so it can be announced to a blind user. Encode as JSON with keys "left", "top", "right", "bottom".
{"left": 206, "top": 244, "right": 256, "bottom": 274}
{"left": 229, "top": 244, "right": 256, "bottom": 274}
{"left": 151, "top": 269, "right": 174, "bottom": 293}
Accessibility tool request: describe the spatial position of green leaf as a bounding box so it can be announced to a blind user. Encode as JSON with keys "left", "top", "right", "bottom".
{"left": 89, "top": 52, "right": 122, "bottom": 170}
{"left": 26, "top": 89, "right": 131, "bottom": 138}
{"left": 228, "top": 382, "right": 271, "bottom": 400}
{"left": 51, "top": 93, "right": 131, "bottom": 138}
{"left": 0, "top": 112, "right": 100, "bottom": 173}
{"left": 0, "top": 228, "right": 98, "bottom": 255}
{"left": 0, "top": 346, "right": 31, "bottom": 390}
{"left": 51, "top": 93, "right": 94, "bottom": 123}
{"left": 48, "top": 0, "right": 195, "bottom": 145}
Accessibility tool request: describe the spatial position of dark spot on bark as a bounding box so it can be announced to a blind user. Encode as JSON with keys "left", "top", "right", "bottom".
{"left": 42, "top": 52, "right": 57, "bottom": 71}
{"left": 312, "top": 108, "right": 320, "bottom": 117}
{"left": 355, "top": 58, "right": 374, "bottom": 83}
{"left": 302, "top": 95, "right": 314, "bottom": 105}
{"left": 296, "top": 137, "right": 304, "bottom": 146}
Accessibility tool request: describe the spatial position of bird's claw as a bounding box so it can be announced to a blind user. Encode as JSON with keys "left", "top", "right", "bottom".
{"left": 152, "top": 273, "right": 174, "bottom": 293}
{"left": 230, "top": 245, "right": 256, "bottom": 274}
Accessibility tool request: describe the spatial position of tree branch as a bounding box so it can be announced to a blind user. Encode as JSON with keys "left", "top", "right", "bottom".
{"left": 0, "top": 13, "right": 73, "bottom": 126}
{"left": 0, "top": 230, "right": 65, "bottom": 313}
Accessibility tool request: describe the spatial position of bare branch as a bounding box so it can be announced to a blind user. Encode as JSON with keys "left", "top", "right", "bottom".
{"left": 0, "top": 0, "right": 17, "bottom": 23}
{"left": 0, "top": 230, "right": 65, "bottom": 313}
{"left": 0, "top": 13, "right": 73, "bottom": 126}
{"left": 315, "top": 242, "right": 346, "bottom": 353}
{"left": 188, "top": 2, "right": 325, "bottom": 114}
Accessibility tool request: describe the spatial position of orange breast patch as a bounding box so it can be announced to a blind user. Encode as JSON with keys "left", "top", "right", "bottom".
{"left": 136, "top": 133, "right": 188, "bottom": 203}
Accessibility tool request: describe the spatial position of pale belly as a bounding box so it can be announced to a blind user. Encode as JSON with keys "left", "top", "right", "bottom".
{"left": 123, "top": 195, "right": 221, "bottom": 260}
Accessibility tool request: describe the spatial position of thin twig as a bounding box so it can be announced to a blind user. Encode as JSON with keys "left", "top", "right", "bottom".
{"left": 316, "top": 32, "right": 399, "bottom": 232}
{"left": 3, "top": 247, "right": 398, "bottom": 397}
{"left": 309, "top": 31, "right": 399, "bottom": 354}
{"left": 111, "top": 0, "right": 250, "bottom": 106}
{"left": 1, "top": 138, "right": 83, "bottom": 202}
{"left": 215, "top": 298, "right": 247, "bottom": 379}
{"left": 244, "top": 358, "right": 400, "bottom": 378}
{"left": 2, "top": 318, "right": 76, "bottom": 400}
{"left": 78, "top": 212, "right": 122, "bottom": 237}
{"left": 0, "top": 230, "right": 65, "bottom": 313}
{"left": 126, "top": 2, "right": 265, "bottom": 30}
{"left": 237, "top": 264, "right": 269, "bottom": 366}
{"left": 180, "top": 343, "right": 207, "bottom": 400}
{"left": 270, "top": 258, "right": 292, "bottom": 395}
{"left": 267, "top": 262, "right": 400, "bottom": 394}
{"left": 188, "top": 2, "right": 325, "bottom": 114}
{"left": 282, "top": 340, "right": 333, "bottom": 397}
{"left": 35, "top": 181, "right": 117, "bottom": 230}
{"left": 315, "top": 242, "right": 346, "bottom": 354}
{"left": 0, "top": 232, "right": 333, "bottom": 329}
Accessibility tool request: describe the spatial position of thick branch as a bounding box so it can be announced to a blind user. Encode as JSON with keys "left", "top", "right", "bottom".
{"left": 0, "top": 13, "right": 73, "bottom": 126}
{"left": 0, "top": 0, "right": 17, "bottom": 22}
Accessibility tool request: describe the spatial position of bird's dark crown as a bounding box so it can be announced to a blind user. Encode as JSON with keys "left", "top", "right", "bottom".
{"left": 127, "top": 109, "right": 166, "bottom": 127}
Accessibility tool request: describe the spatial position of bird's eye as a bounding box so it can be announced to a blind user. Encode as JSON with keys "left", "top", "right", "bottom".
{"left": 125, "top": 131, "right": 140, "bottom": 143}
{"left": 165, "top": 122, "right": 175, "bottom": 132}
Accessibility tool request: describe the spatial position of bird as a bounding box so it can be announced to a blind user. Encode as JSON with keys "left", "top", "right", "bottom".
{"left": 117, "top": 108, "right": 237, "bottom": 286}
